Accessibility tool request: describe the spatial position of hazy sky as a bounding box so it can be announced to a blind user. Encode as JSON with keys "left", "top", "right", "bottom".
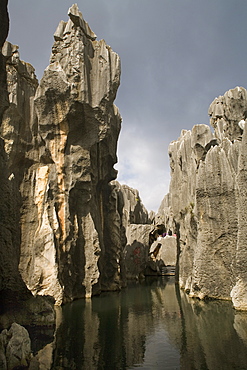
{"left": 7, "top": 0, "right": 247, "bottom": 211}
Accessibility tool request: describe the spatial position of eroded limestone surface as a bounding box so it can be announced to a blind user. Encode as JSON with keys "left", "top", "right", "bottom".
{"left": 2, "top": 2, "right": 247, "bottom": 315}
{"left": 15, "top": 4, "right": 122, "bottom": 303}
{"left": 105, "top": 181, "right": 152, "bottom": 282}
{"left": 0, "top": 0, "right": 32, "bottom": 300}
{"left": 0, "top": 3, "right": 155, "bottom": 306}
{"left": 159, "top": 86, "right": 247, "bottom": 309}
{"left": 0, "top": 323, "right": 32, "bottom": 370}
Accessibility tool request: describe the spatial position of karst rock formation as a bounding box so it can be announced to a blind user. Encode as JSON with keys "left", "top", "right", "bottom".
{"left": 2, "top": 4, "right": 122, "bottom": 304}
{"left": 158, "top": 86, "right": 247, "bottom": 310}
{"left": 0, "top": 0, "right": 31, "bottom": 300}
{"left": 0, "top": 4, "right": 152, "bottom": 307}
{"left": 1, "top": 1, "right": 247, "bottom": 316}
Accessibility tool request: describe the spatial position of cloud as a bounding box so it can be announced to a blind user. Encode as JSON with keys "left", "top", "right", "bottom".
{"left": 115, "top": 124, "right": 170, "bottom": 212}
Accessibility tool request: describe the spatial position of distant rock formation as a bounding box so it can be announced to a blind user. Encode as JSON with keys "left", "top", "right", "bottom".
{"left": 208, "top": 87, "right": 247, "bottom": 142}
{"left": 158, "top": 86, "right": 247, "bottom": 310}
{"left": 109, "top": 181, "right": 152, "bottom": 280}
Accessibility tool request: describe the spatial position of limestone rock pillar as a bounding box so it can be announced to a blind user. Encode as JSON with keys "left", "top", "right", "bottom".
{"left": 18, "top": 4, "right": 121, "bottom": 303}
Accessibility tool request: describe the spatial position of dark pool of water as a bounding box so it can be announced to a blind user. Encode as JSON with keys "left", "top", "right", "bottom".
{"left": 45, "top": 277, "right": 247, "bottom": 369}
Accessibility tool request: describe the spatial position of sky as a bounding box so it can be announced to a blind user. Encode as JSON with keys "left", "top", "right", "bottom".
{"left": 7, "top": 0, "right": 247, "bottom": 211}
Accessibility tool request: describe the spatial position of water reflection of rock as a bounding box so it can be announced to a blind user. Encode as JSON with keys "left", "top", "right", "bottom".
{"left": 47, "top": 279, "right": 247, "bottom": 369}
{"left": 149, "top": 277, "right": 182, "bottom": 349}
{"left": 51, "top": 300, "right": 98, "bottom": 369}
{"left": 178, "top": 292, "right": 247, "bottom": 369}
{"left": 233, "top": 312, "right": 247, "bottom": 346}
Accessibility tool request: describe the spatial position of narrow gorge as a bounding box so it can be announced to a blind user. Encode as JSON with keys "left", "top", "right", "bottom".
{"left": 1, "top": 2, "right": 247, "bottom": 368}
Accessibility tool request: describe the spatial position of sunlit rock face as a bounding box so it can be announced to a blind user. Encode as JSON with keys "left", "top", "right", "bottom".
{"left": 208, "top": 87, "right": 247, "bottom": 142}
{"left": 162, "top": 87, "right": 247, "bottom": 309}
{"left": 3, "top": 4, "right": 121, "bottom": 303}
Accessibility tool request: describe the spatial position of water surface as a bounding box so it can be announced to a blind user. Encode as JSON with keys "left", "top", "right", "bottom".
{"left": 47, "top": 277, "right": 247, "bottom": 369}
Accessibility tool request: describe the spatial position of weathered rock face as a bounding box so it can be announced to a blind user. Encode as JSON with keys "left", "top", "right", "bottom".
{"left": 1, "top": 3, "right": 155, "bottom": 306}
{"left": 155, "top": 235, "right": 176, "bottom": 266}
{"left": 9, "top": 4, "right": 121, "bottom": 303}
{"left": 0, "top": 0, "right": 9, "bottom": 47}
{"left": 164, "top": 124, "right": 216, "bottom": 293}
{"left": 125, "top": 224, "right": 153, "bottom": 279}
{"left": 0, "top": 0, "right": 10, "bottom": 293}
{"left": 0, "top": 0, "right": 9, "bottom": 119}
{"left": 161, "top": 86, "right": 247, "bottom": 309}
{"left": 0, "top": 323, "right": 32, "bottom": 370}
{"left": 231, "top": 123, "right": 247, "bottom": 310}
{"left": 106, "top": 182, "right": 176, "bottom": 280}
{"left": 0, "top": 4, "right": 57, "bottom": 343}
{"left": 0, "top": 0, "right": 31, "bottom": 299}
{"left": 208, "top": 86, "right": 247, "bottom": 142}
{"left": 106, "top": 181, "right": 152, "bottom": 281}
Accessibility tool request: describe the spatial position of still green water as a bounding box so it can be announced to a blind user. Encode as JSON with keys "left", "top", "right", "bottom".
{"left": 49, "top": 277, "right": 247, "bottom": 369}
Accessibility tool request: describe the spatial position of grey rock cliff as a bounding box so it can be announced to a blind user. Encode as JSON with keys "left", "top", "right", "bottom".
{"left": 0, "top": 0, "right": 9, "bottom": 48}
{"left": 160, "top": 86, "right": 247, "bottom": 309}
{"left": 0, "top": 0, "right": 31, "bottom": 299}
{"left": 231, "top": 122, "right": 247, "bottom": 310}
{"left": 13, "top": 4, "right": 122, "bottom": 303}
{"left": 0, "top": 0, "right": 9, "bottom": 119}
{"left": 208, "top": 87, "right": 247, "bottom": 142}
{"left": 105, "top": 181, "right": 152, "bottom": 282}
{"left": 0, "top": 3, "right": 154, "bottom": 306}
{"left": 4, "top": 2, "right": 247, "bottom": 313}
{"left": 0, "top": 3, "right": 56, "bottom": 340}
{"left": 0, "top": 323, "right": 32, "bottom": 370}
